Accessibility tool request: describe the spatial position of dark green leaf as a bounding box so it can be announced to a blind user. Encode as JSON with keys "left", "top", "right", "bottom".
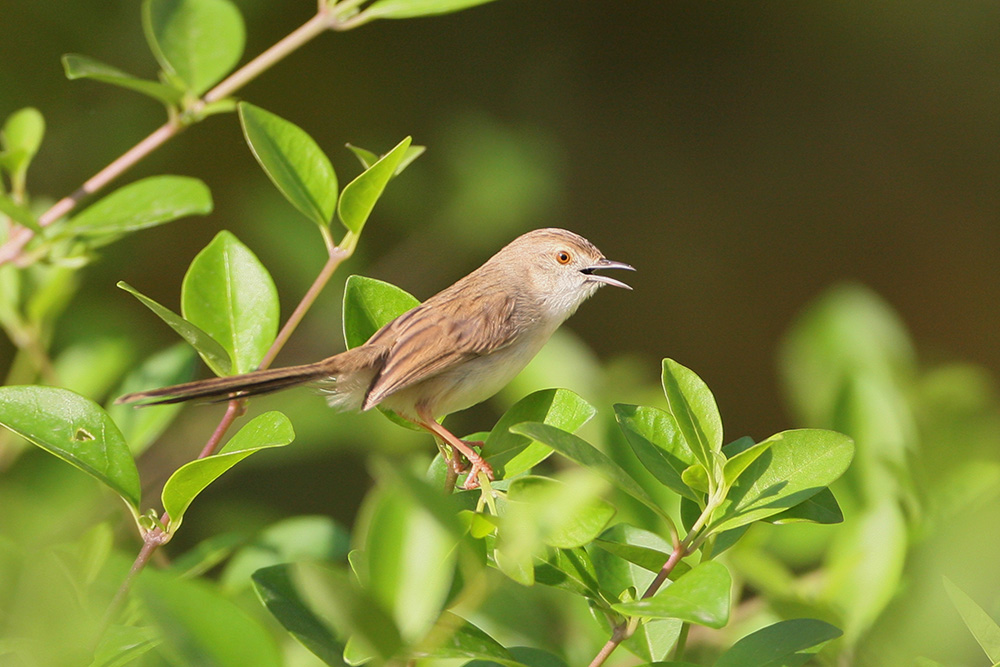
{"left": 661, "top": 359, "right": 723, "bottom": 470}
{"left": 137, "top": 567, "right": 281, "bottom": 666}
{"left": 714, "top": 618, "right": 842, "bottom": 667}
{"left": 62, "top": 54, "right": 184, "bottom": 105}
{"left": 106, "top": 344, "right": 197, "bottom": 455}
{"left": 414, "top": 613, "right": 514, "bottom": 663}
{"left": 614, "top": 403, "right": 697, "bottom": 500}
{"left": 711, "top": 429, "right": 854, "bottom": 533}
{"left": 765, "top": 487, "right": 843, "bottom": 525}
{"left": 359, "top": 0, "right": 499, "bottom": 21}
{"left": 118, "top": 281, "right": 231, "bottom": 376}
{"left": 294, "top": 563, "right": 404, "bottom": 663}
{"left": 143, "top": 0, "right": 245, "bottom": 95}
{"left": 943, "top": 577, "right": 1000, "bottom": 664}
{"left": 486, "top": 389, "right": 596, "bottom": 478}
{"left": 342, "top": 275, "right": 419, "bottom": 349}
{"left": 338, "top": 136, "right": 412, "bottom": 234}
{"left": 593, "top": 524, "right": 672, "bottom": 573}
{"left": 66, "top": 175, "right": 212, "bottom": 242}
{"left": 0, "top": 386, "right": 140, "bottom": 510}
{"left": 239, "top": 102, "right": 338, "bottom": 228}
{"left": 161, "top": 411, "right": 294, "bottom": 531}
{"left": 181, "top": 231, "right": 279, "bottom": 374}
{"left": 533, "top": 547, "right": 603, "bottom": 601}
{"left": 510, "top": 422, "right": 670, "bottom": 522}
{"left": 612, "top": 561, "right": 731, "bottom": 628}
{"left": 252, "top": 564, "right": 346, "bottom": 666}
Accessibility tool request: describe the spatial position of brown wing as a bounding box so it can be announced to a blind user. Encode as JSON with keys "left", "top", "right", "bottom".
{"left": 361, "top": 287, "right": 521, "bottom": 410}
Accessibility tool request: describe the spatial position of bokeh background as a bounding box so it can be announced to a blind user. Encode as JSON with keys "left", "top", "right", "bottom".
{"left": 3, "top": 1, "right": 1000, "bottom": 664}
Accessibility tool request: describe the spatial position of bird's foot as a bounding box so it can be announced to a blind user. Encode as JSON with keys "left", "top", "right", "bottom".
{"left": 449, "top": 440, "right": 493, "bottom": 490}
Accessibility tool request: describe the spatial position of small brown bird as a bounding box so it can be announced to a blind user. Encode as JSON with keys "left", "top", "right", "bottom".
{"left": 118, "top": 228, "right": 633, "bottom": 488}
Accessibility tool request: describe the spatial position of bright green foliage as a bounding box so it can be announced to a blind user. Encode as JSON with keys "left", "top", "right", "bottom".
{"left": 161, "top": 411, "right": 294, "bottom": 532}
{"left": 181, "top": 231, "right": 279, "bottom": 374}
{"left": 239, "top": 102, "right": 339, "bottom": 229}
{"left": 714, "top": 618, "right": 842, "bottom": 667}
{"left": 614, "top": 561, "right": 731, "bottom": 628}
{"left": 338, "top": 136, "right": 412, "bottom": 234}
{"left": 118, "top": 281, "right": 232, "bottom": 376}
{"left": 65, "top": 175, "right": 212, "bottom": 244}
{"left": 143, "top": 0, "right": 245, "bottom": 96}
{"left": 356, "top": 0, "right": 501, "bottom": 21}
{"left": 1, "top": 107, "right": 44, "bottom": 193}
{"left": 0, "top": 386, "right": 141, "bottom": 511}
{"left": 62, "top": 54, "right": 185, "bottom": 105}
{"left": 342, "top": 274, "right": 420, "bottom": 348}
{"left": 137, "top": 567, "right": 281, "bottom": 667}
{"left": 944, "top": 577, "right": 1000, "bottom": 664}
{"left": 661, "top": 358, "right": 724, "bottom": 474}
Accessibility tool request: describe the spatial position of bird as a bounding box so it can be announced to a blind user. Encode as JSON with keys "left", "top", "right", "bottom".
{"left": 117, "top": 228, "right": 634, "bottom": 489}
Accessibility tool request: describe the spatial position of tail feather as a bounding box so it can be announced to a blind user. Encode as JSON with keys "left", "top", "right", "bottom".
{"left": 116, "top": 363, "right": 332, "bottom": 406}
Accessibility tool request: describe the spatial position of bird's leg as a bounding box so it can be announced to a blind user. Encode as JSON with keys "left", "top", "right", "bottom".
{"left": 416, "top": 409, "right": 494, "bottom": 490}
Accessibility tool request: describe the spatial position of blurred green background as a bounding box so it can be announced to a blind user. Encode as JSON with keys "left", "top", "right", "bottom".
{"left": 2, "top": 2, "right": 1000, "bottom": 664}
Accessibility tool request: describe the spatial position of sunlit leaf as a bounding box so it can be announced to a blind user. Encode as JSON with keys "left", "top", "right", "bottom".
{"left": 614, "top": 403, "right": 697, "bottom": 500}
{"left": 765, "top": 487, "right": 843, "bottom": 525}
{"left": 143, "top": 0, "right": 245, "bottom": 95}
{"left": 0, "top": 386, "right": 140, "bottom": 510}
{"left": 66, "top": 175, "right": 212, "bottom": 243}
{"left": 118, "top": 281, "right": 231, "bottom": 376}
{"left": 944, "top": 577, "right": 1000, "bottom": 664}
{"left": 1, "top": 107, "right": 44, "bottom": 186}
{"left": 342, "top": 275, "right": 419, "bottom": 349}
{"left": 239, "top": 102, "right": 338, "bottom": 228}
{"left": 613, "top": 561, "right": 731, "bottom": 628}
{"left": 661, "top": 359, "right": 723, "bottom": 471}
{"left": 62, "top": 54, "right": 184, "bottom": 105}
{"left": 506, "top": 475, "right": 615, "bottom": 549}
{"left": 181, "top": 231, "right": 279, "bottom": 374}
{"left": 161, "top": 411, "right": 294, "bottom": 531}
{"left": 88, "top": 625, "right": 160, "bottom": 667}
{"left": 346, "top": 142, "right": 425, "bottom": 176}
{"left": 413, "top": 613, "right": 514, "bottom": 663}
{"left": 359, "top": 0, "right": 499, "bottom": 21}
{"left": 338, "top": 136, "right": 412, "bottom": 234}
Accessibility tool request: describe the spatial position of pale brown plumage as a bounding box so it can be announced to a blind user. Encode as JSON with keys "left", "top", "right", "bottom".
{"left": 117, "top": 228, "right": 633, "bottom": 488}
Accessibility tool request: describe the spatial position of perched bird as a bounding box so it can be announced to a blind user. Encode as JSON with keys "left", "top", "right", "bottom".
{"left": 118, "top": 228, "right": 633, "bottom": 488}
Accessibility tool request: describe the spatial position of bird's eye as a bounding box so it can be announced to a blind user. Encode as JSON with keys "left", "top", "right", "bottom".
{"left": 556, "top": 250, "right": 572, "bottom": 264}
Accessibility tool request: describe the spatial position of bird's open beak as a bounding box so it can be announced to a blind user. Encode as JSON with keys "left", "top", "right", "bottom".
{"left": 582, "top": 258, "right": 635, "bottom": 290}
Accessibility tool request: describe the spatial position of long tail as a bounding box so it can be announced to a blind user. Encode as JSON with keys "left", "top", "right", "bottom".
{"left": 115, "top": 361, "right": 334, "bottom": 406}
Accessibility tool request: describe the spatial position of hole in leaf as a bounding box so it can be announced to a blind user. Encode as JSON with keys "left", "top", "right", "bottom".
{"left": 74, "top": 428, "right": 95, "bottom": 442}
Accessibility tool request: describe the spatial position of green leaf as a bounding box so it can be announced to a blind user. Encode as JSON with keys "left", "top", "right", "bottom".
{"left": 507, "top": 475, "right": 615, "bottom": 549}
{"left": 944, "top": 577, "right": 1000, "bottom": 664}
{"left": 764, "top": 486, "right": 843, "bottom": 525}
{"left": 252, "top": 564, "right": 346, "bottom": 666}
{"left": 1, "top": 107, "right": 44, "bottom": 185}
{"left": 223, "top": 515, "right": 350, "bottom": 592}
{"left": 239, "top": 102, "right": 338, "bottom": 228}
{"left": 143, "top": 0, "right": 245, "bottom": 96}
{"left": 106, "top": 344, "right": 197, "bottom": 455}
{"left": 161, "top": 411, "right": 293, "bottom": 531}
{"left": 65, "top": 175, "right": 212, "bottom": 243}
{"left": 137, "top": 567, "right": 281, "bottom": 667}
{"left": 0, "top": 194, "right": 42, "bottom": 232}
{"left": 533, "top": 547, "right": 603, "bottom": 601}
{"left": 593, "top": 523, "right": 672, "bottom": 574}
{"left": 722, "top": 439, "right": 773, "bottom": 487}
{"left": 612, "top": 561, "right": 731, "bottom": 628}
{"left": 338, "top": 136, "right": 412, "bottom": 234}
{"left": 714, "top": 618, "right": 842, "bottom": 667}
{"left": 118, "top": 281, "right": 231, "bottom": 376}
{"left": 711, "top": 429, "right": 854, "bottom": 533}
{"left": 510, "top": 422, "right": 670, "bottom": 522}
{"left": 347, "top": 143, "right": 425, "bottom": 176}
{"left": 624, "top": 619, "right": 684, "bottom": 663}
{"left": 680, "top": 463, "right": 709, "bottom": 494}
{"left": 62, "top": 54, "right": 184, "bottom": 105}
{"left": 414, "top": 614, "right": 514, "bottom": 663}
{"left": 181, "top": 231, "right": 279, "bottom": 374}
{"left": 88, "top": 625, "right": 160, "bottom": 667}
{"left": 661, "top": 359, "right": 723, "bottom": 471}
{"left": 293, "top": 563, "right": 404, "bottom": 663}
{"left": 614, "top": 403, "right": 698, "bottom": 501}
{"left": 359, "top": 0, "right": 499, "bottom": 21}
{"left": 0, "top": 386, "right": 141, "bottom": 511}
{"left": 357, "top": 480, "right": 458, "bottom": 643}
{"left": 342, "top": 275, "right": 420, "bottom": 349}
{"left": 466, "top": 646, "right": 568, "bottom": 667}
{"left": 485, "top": 389, "right": 597, "bottom": 478}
